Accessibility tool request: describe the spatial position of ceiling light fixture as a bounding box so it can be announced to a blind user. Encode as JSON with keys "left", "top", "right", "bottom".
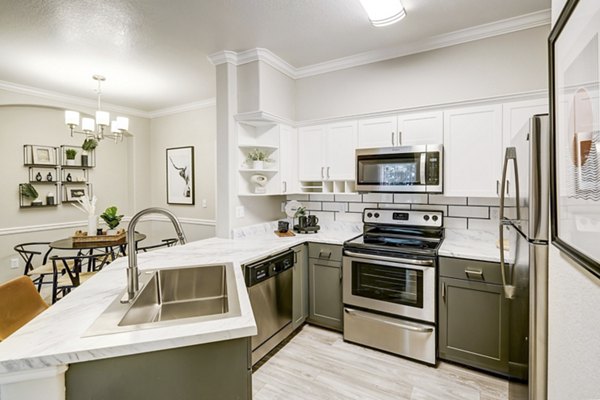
{"left": 65, "top": 75, "right": 129, "bottom": 143}
{"left": 359, "top": 0, "right": 406, "bottom": 27}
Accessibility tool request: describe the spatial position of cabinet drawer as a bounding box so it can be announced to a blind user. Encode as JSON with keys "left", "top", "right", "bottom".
{"left": 308, "top": 243, "right": 342, "bottom": 262}
{"left": 439, "top": 257, "right": 503, "bottom": 285}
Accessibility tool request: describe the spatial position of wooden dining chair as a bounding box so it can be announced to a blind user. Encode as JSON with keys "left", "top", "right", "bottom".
{"left": 51, "top": 252, "right": 111, "bottom": 303}
{"left": 13, "top": 242, "right": 71, "bottom": 292}
{"left": 0, "top": 276, "right": 49, "bottom": 340}
{"left": 137, "top": 238, "right": 178, "bottom": 253}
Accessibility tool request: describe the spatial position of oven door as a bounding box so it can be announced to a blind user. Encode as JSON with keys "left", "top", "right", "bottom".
{"left": 343, "top": 251, "right": 435, "bottom": 323}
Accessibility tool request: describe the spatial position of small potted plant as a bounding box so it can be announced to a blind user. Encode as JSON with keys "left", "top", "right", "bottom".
{"left": 246, "top": 148, "right": 271, "bottom": 170}
{"left": 20, "top": 183, "right": 41, "bottom": 206}
{"left": 81, "top": 139, "right": 97, "bottom": 167}
{"left": 65, "top": 148, "right": 77, "bottom": 166}
{"left": 100, "top": 206, "right": 124, "bottom": 235}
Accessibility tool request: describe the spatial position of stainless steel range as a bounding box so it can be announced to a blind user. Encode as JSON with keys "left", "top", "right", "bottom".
{"left": 343, "top": 208, "right": 443, "bottom": 365}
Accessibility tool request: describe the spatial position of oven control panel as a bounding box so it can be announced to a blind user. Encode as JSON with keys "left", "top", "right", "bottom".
{"left": 363, "top": 209, "right": 443, "bottom": 228}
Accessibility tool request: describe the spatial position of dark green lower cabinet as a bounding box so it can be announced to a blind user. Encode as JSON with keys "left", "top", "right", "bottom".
{"left": 66, "top": 338, "right": 251, "bottom": 400}
{"left": 439, "top": 276, "right": 510, "bottom": 375}
{"left": 308, "top": 257, "right": 343, "bottom": 332}
{"left": 292, "top": 244, "right": 309, "bottom": 330}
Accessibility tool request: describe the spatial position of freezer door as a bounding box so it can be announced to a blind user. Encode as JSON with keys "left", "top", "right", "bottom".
{"left": 528, "top": 242, "right": 548, "bottom": 400}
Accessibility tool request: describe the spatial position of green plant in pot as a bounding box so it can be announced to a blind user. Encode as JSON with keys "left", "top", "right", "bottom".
{"left": 81, "top": 139, "right": 97, "bottom": 167}
{"left": 20, "top": 183, "right": 41, "bottom": 206}
{"left": 65, "top": 148, "right": 77, "bottom": 166}
{"left": 246, "top": 148, "right": 272, "bottom": 169}
{"left": 100, "top": 206, "right": 124, "bottom": 234}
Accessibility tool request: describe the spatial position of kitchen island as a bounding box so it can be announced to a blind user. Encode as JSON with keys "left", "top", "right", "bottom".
{"left": 0, "top": 222, "right": 361, "bottom": 400}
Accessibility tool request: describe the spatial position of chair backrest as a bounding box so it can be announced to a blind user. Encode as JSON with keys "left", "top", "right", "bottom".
{"left": 13, "top": 242, "right": 52, "bottom": 275}
{"left": 51, "top": 252, "right": 111, "bottom": 286}
{"left": 0, "top": 276, "right": 49, "bottom": 340}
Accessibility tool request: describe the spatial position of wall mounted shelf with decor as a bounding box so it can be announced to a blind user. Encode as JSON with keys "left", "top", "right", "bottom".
{"left": 62, "top": 183, "right": 93, "bottom": 203}
{"left": 19, "top": 183, "right": 59, "bottom": 208}
{"left": 61, "top": 168, "right": 89, "bottom": 184}
{"left": 60, "top": 145, "right": 96, "bottom": 168}
{"left": 23, "top": 145, "right": 58, "bottom": 167}
{"left": 28, "top": 166, "right": 59, "bottom": 184}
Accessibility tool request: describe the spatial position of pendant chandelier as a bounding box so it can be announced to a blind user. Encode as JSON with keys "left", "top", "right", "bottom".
{"left": 64, "top": 75, "right": 129, "bottom": 143}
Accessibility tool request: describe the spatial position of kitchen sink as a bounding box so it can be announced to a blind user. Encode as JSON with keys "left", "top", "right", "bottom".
{"left": 85, "top": 263, "right": 241, "bottom": 337}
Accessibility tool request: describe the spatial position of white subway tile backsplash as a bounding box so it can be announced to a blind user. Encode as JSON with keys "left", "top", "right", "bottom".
{"left": 393, "top": 194, "right": 428, "bottom": 204}
{"left": 348, "top": 202, "right": 377, "bottom": 213}
{"left": 444, "top": 217, "right": 468, "bottom": 229}
{"left": 363, "top": 193, "right": 394, "bottom": 203}
{"left": 335, "top": 212, "right": 363, "bottom": 222}
{"left": 335, "top": 194, "right": 363, "bottom": 202}
{"left": 468, "top": 218, "right": 498, "bottom": 233}
{"left": 411, "top": 204, "right": 448, "bottom": 213}
{"left": 429, "top": 195, "right": 468, "bottom": 205}
{"left": 304, "top": 201, "right": 322, "bottom": 211}
{"left": 322, "top": 202, "right": 348, "bottom": 212}
{"left": 378, "top": 203, "right": 410, "bottom": 209}
{"left": 309, "top": 194, "right": 335, "bottom": 202}
{"left": 309, "top": 211, "right": 335, "bottom": 223}
{"left": 286, "top": 194, "right": 310, "bottom": 201}
{"left": 468, "top": 197, "right": 500, "bottom": 206}
{"left": 448, "top": 206, "right": 489, "bottom": 219}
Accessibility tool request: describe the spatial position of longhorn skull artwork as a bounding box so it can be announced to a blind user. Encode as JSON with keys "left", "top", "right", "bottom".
{"left": 169, "top": 156, "right": 191, "bottom": 197}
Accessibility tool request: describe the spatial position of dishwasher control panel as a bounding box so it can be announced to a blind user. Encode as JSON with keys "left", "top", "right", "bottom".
{"left": 245, "top": 250, "right": 294, "bottom": 287}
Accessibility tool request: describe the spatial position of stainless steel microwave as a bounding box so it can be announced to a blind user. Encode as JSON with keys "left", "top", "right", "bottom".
{"left": 355, "top": 144, "right": 443, "bottom": 193}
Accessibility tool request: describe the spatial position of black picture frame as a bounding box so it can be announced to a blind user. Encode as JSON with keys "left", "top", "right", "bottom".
{"left": 166, "top": 146, "right": 195, "bottom": 205}
{"left": 549, "top": 0, "right": 600, "bottom": 279}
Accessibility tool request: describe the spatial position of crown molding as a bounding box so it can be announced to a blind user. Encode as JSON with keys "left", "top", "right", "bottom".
{"left": 149, "top": 98, "right": 216, "bottom": 118}
{"left": 0, "top": 79, "right": 151, "bottom": 118}
{"left": 209, "top": 9, "right": 551, "bottom": 80}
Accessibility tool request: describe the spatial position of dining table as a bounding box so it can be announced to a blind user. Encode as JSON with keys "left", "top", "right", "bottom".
{"left": 49, "top": 232, "right": 147, "bottom": 259}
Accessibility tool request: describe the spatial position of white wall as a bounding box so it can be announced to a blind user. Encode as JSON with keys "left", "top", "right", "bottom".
{"left": 148, "top": 107, "right": 217, "bottom": 242}
{"left": 546, "top": 1, "right": 600, "bottom": 398}
{"left": 295, "top": 26, "right": 550, "bottom": 122}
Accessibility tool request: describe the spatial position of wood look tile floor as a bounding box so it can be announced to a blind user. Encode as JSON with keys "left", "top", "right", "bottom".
{"left": 253, "top": 325, "right": 508, "bottom": 400}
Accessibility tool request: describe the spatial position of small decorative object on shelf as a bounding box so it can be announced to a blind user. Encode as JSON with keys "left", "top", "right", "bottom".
{"left": 65, "top": 173, "right": 72, "bottom": 182}
{"left": 250, "top": 174, "right": 268, "bottom": 194}
{"left": 46, "top": 192, "right": 55, "bottom": 206}
{"left": 35, "top": 172, "right": 42, "bottom": 182}
{"left": 20, "top": 183, "right": 40, "bottom": 206}
{"left": 81, "top": 138, "right": 97, "bottom": 167}
{"left": 246, "top": 148, "right": 271, "bottom": 170}
{"left": 65, "top": 148, "right": 77, "bottom": 166}
{"left": 46, "top": 172, "right": 53, "bottom": 182}
{"left": 100, "top": 206, "right": 124, "bottom": 234}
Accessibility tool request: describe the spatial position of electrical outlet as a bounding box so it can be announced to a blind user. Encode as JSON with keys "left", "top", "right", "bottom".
{"left": 281, "top": 201, "right": 286, "bottom": 213}
{"left": 235, "top": 206, "right": 245, "bottom": 218}
{"left": 10, "top": 258, "right": 19, "bottom": 269}
{"left": 490, "top": 207, "right": 499, "bottom": 220}
{"left": 201, "top": 199, "right": 207, "bottom": 208}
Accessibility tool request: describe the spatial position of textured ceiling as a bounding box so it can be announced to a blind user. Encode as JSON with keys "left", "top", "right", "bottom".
{"left": 0, "top": 0, "right": 550, "bottom": 112}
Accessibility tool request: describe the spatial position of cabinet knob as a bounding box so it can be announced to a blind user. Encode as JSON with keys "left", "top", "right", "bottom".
{"left": 391, "top": 132, "right": 395, "bottom": 146}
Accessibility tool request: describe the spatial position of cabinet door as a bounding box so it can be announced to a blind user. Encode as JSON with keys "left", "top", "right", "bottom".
{"left": 357, "top": 116, "right": 397, "bottom": 148}
{"left": 398, "top": 111, "right": 443, "bottom": 146}
{"left": 502, "top": 99, "right": 548, "bottom": 199}
{"left": 298, "top": 125, "right": 326, "bottom": 181}
{"left": 279, "top": 124, "right": 298, "bottom": 194}
{"left": 324, "top": 121, "right": 358, "bottom": 181}
{"left": 443, "top": 105, "right": 502, "bottom": 197}
{"left": 439, "top": 276, "right": 509, "bottom": 374}
{"left": 308, "top": 258, "right": 343, "bottom": 331}
{"left": 292, "top": 244, "right": 308, "bottom": 330}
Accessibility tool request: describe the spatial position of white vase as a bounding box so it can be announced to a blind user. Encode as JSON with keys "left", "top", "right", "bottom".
{"left": 88, "top": 215, "right": 97, "bottom": 236}
{"left": 252, "top": 160, "right": 264, "bottom": 169}
{"left": 66, "top": 159, "right": 75, "bottom": 166}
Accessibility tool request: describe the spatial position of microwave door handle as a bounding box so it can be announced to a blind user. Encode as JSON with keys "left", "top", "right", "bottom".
{"left": 419, "top": 153, "right": 426, "bottom": 184}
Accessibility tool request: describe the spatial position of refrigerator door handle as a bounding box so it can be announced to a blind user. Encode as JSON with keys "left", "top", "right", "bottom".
{"left": 499, "top": 147, "right": 520, "bottom": 299}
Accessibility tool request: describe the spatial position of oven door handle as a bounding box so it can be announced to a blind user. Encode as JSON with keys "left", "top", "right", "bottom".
{"left": 343, "top": 250, "right": 433, "bottom": 266}
{"left": 344, "top": 308, "right": 434, "bottom": 333}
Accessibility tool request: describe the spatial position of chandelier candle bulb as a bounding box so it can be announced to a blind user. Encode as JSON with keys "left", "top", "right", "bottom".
{"left": 111, "top": 120, "right": 120, "bottom": 134}
{"left": 95, "top": 110, "right": 110, "bottom": 127}
{"left": 117, "top": 116, "right": 129, "bottom": 131}
{"left": 65, "top": 110, "right": 80, "bottom": 127}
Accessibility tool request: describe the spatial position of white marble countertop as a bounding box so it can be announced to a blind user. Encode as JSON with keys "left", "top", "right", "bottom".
{"left": 0, "top": 222, "right": 361, "bottom": 374}
{"left": 439, "top": 228, "right": 516, "bottom": 263}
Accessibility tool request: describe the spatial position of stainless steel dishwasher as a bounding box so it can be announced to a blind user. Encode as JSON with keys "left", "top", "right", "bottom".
{"left": 244, "top": 250, "right": 294, "bottom": 365}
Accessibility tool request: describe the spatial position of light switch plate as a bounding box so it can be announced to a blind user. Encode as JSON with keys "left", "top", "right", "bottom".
{"left": 10, "top": 258, "right": 19, "bottom": 269}
{"left": 235, "top": 206, "right": 245, "bottom": 218}
{"left": 202, "top": 199, "right": 207, "bottom": 208}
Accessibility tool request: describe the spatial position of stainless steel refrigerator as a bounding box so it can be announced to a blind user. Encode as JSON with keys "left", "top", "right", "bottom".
{"left": 499, "top": 114, "right": 549, "bottom": 400}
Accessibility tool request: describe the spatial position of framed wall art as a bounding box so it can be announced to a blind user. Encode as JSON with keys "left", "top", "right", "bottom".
{"left": 166, "top": 146, "right": 195, "bottom": 205}
{"left": 550, "top": 0, "right": 600, "bottom": 278}
{"left": 31, "top": 145, "right": 57, "bottom": 165}
{"left": 65, "top": 185, "right": 89, "bottom": 202}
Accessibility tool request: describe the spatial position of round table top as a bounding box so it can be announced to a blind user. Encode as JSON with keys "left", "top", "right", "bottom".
{"left": 49, "top": 232, "right": 146, "bottom": 250}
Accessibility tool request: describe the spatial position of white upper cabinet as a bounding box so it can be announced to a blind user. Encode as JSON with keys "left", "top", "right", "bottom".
{"left": 358, "top": 111, "right": 443, "bottom": 148}
{"left": 398, "top": 111, "right": 443, "bottom": 146}
{"left": 299, "top": 121, "right": 358, "bottom": 181}
{"left": 324, "top": 121, "right": 358, "bottom": 180}
{"left": 358, "top": 116, "right": 397, "bottom": 148}
{"left": 298, "top": 125, "right": 327, "bottom": 181}
{"left": 444, "top": 105, "right": 503, "bottom": 197}
{"left": 501, "top": 98, "right": 549, "bottom": 198}
{"left": 279, "top": 124, "right": 298, "bottom": 194}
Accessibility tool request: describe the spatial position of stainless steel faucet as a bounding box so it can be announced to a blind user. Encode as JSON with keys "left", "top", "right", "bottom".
{"left": 125, "top": 207, "right": 187, "bottom": 302}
